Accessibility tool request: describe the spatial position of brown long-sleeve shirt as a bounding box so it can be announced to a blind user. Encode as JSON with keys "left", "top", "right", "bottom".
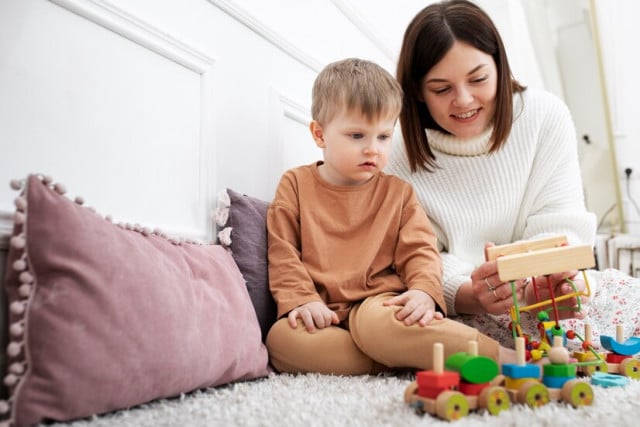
{"left": 267, "top": 162, "right": 444, "bottom": 321}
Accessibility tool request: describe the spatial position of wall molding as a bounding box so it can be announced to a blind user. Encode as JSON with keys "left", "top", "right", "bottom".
{"left": 330, "top": 0, "right": 396, "bottom": 63}
{"left": 48, "top": 0, "right": 217, "bottom": 240}
{"left": 279, "top": 95, "right": 310, "bottom": 127}
{"left": 206, "top": 0, "right": 323, "bottom": 73}
{"left": 50, "top": 0, "right": 214, "bottom": 73}
{"left": 266, "top": 88, "right": 311, "bottom": 193}
{"left": 592, "top": 0, "right": 624, "bottom": 136}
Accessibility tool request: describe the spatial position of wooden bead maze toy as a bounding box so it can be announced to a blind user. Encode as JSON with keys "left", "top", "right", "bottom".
{"left": 487, "top": 235, "right": 595, "bottom": 360}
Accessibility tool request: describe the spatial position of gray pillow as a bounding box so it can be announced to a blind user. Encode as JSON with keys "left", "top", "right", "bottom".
{"left": 222, "top": 189, "right": 276, "bottom": 342}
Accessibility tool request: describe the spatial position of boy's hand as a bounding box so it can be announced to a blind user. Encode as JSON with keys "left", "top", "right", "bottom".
{"left": 288, "top": 301, "right": 340, "bottom": 333}
{"left": 383, "top": 289, "right": 443, "bottom": 327}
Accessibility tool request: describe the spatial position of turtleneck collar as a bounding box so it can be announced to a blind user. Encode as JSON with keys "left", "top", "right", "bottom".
{"left": 426, "top": 126, "right": 493, "bottom": 157}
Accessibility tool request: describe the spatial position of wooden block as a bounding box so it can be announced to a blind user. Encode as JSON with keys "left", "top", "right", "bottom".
{"left": 458, "top": 381, "right": 488, "bottom": 396}
{"left": 543, "top": 363, "right": 577, "bottom": 378}
{"left": 543, "top": 375, "right": 572, "bottom": 389}
{"left": 417, "top": 370, "right": 460, "bottom": 390}
{"left": 496, "top": 244, "right": 595, "bottom": 282}
{"left": 502, "top": 363, "right": 541, "bottom": 379}
{"left": 486, "top": 236, "right": 568, "bottom": 261}
{"left": 445, "top": 353, "right": 499, "bottom": 384}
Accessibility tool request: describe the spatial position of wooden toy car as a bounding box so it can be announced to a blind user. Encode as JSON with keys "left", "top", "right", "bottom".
{"left": 502, "top": 336, "right": 594, "bottom": 408}
{"left": 404, "top": 342, "right": 510, "bottom": 420}
{"left": 572, "top": 323, "right": 640, "bottom": 380}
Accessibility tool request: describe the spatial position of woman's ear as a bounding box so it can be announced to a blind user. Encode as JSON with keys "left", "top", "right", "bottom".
{"left": 310, "top": 120, "right": 325, "bottom": 147}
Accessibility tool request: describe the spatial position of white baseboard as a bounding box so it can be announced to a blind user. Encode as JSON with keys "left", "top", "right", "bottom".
{"left": 0, "top": 211, "right": 12, "bottom": 251}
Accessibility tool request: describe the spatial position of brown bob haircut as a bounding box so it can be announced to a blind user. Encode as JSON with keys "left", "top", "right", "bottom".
{"left": 396, "top": 0, "right": 526, "bottom": 172}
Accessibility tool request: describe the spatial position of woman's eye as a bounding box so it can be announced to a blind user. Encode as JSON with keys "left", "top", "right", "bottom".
{"left": 433, "top": 87, "right": 450, "bottom": 95}
{"left": 471, "top": 76, "right": 488, "bottom": 84}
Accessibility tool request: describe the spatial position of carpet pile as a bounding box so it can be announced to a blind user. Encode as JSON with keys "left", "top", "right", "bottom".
{"left": 50, "top": 372, "right": 640, "bottom": 426}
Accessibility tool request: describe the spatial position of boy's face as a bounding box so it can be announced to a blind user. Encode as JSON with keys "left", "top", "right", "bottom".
{"left": 310, "top": 108, "right": 397, "bottom": 186}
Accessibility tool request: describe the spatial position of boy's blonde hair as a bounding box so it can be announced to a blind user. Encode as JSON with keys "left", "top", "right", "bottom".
{"left": 311, "top": 58, "right": 403, "bottom": 125}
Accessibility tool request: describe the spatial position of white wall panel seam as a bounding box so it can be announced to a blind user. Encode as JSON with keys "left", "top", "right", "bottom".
{"left": 205, "top": 0, "right": 323, "bottom": 73}
{"left": 42, "top": 0, "right": 218, "bottom": 241}
{"left": 329, "top": 0, "right": 396, "bottom": 63}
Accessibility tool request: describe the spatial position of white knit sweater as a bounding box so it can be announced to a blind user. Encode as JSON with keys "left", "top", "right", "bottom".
{"left": 385, "top": 88, "right": 597, "bottom": 315}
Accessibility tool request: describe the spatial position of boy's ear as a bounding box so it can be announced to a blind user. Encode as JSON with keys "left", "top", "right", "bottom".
{"left": 310, "top": 120, "right": 325, "bottom": 148}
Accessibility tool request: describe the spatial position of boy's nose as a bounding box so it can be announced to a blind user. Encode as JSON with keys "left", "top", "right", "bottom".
{"left": 363, "top": 141, "right": 379, "bottom": 155}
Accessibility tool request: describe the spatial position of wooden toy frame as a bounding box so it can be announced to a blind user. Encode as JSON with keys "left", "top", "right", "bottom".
{"left": 489, "top": 236, "right": 595, "bottom": 339}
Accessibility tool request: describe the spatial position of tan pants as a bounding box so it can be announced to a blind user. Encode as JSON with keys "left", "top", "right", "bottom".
{"left": 266, "top": 292, "right": 501, "bottom": 375}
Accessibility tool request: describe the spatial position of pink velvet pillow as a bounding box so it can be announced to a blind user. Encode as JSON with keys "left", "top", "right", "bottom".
{"left": 1, "top": 174, "right": 269, "bottom": 426}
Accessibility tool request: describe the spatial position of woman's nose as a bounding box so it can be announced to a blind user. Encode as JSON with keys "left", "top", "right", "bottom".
{"left": 453, "top": 88, "right": 473, "bottom": 107}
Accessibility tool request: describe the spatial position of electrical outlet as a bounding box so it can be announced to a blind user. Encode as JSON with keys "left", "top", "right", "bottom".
{"left": 625, "top": 167, "right": 633, "bottom": 179}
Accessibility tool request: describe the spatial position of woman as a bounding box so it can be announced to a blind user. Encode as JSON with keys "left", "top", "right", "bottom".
{"left": 386, "top": 0, "right": 639, "bottom": 345}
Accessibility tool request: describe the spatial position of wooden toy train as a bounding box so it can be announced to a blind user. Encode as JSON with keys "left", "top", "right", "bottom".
{"left": 404, "top": 336, "right": 595, "bottom": 420}
{"left": 404, "top": 235, "right": 639, "bottom": 420}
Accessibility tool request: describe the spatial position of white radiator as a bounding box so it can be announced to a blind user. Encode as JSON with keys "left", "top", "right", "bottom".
{"left": 603, "top": 234, "right": 640, "bottom": 277}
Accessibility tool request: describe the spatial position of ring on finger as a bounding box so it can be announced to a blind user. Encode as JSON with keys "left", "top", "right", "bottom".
{"left": 492, "top": 289, "right": 499, "bottom": 300}
{"left": 484, "top": 277, "right": 496, "bottom": 292}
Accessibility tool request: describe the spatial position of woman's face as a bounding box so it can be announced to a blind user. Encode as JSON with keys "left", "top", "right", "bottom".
{"left": 420, "top": 41, "right": 498, "bottom": 139}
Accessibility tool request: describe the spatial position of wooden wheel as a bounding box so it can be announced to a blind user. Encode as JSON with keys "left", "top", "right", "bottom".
{"left": 518, "top": 380, "right": 550, "bottom": 408}
{"left": 619, "top": 358, "right": 640, "bottom": 379}
{"left": 561, "top": 379, "right": 594, "bottom": 407}
{"left": 435, "top": 391, "right": 469, "bottom": 421}
{"left": 584, "top": 360, "right": 608, "bottom": 376}
{"left": 478, "top": 386, "right": 510, "bottom": 415}
{"left": 403, "top": 382, "right": 419, "bottom": 403}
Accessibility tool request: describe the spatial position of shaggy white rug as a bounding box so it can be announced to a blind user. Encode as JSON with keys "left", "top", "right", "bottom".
{"left": 49, "top": 372, "right": 640, "bottom": 427}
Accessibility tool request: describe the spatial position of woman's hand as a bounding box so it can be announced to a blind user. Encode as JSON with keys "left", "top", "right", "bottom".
{"left": 524, "top": 270, "right": 589, "bottom": 319}
{"left": 287, "top": 301, "right": 339, "bottom": 332}
{"left": 468, "top": 242, "right": 591, "bottom": 318}
{"left": 383, "top": 289, "right": 444, "bottom": 326}
{"left": 470, "top": 260, "right": 529, "bottom": 315}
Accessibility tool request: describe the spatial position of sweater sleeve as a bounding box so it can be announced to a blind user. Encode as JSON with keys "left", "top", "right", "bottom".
{"left": 516, "top": 93, "right": 597, "bottom": 247}
{"left": 393, "top": 186, "right": 446, "bottom": 315}
{"left": 439, "top": 252, "right": 476, "bottom": 316}
{"left": 267, "top": 172, "right": 323, "bottom": 318}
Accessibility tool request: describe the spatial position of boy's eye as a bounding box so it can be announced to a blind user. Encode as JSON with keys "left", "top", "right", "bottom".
{"left": 351, "top": 133, "right": 364, "bottom": 139}
{"left": 378, "top": 134, "right": 391, "bottom": 141}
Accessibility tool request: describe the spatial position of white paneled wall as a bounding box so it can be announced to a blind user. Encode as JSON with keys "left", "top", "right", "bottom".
{"left": 0, "top": 0, "right": 578, "bottom": 392}
{"left": 0, "top": 0, "right": 434, "bottom": 244}
{"left": 2, "top": 0, "right": 638, "bottom": 242}
{"left": 0, "top": 0, "right": 215, "bottom": 239}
